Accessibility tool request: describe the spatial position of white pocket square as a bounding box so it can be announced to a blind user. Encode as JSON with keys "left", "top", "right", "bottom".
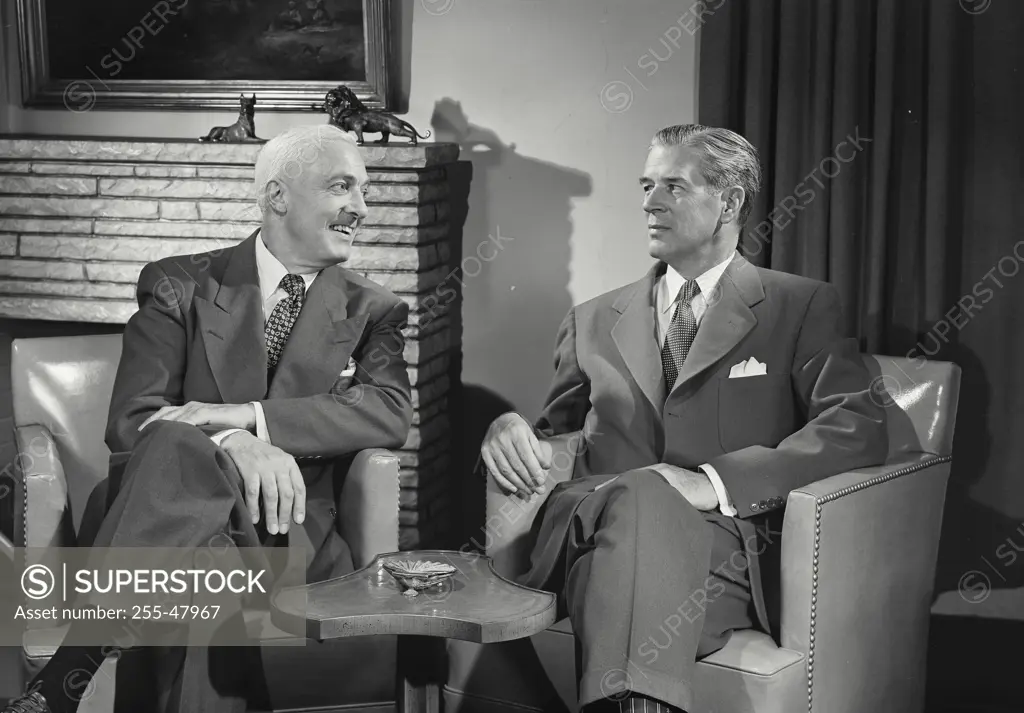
{"left": 729, "top": 357, "right": 767, "bottom": 378}
{"left": 339, "top": 357, "right": 357, "bottom": 378}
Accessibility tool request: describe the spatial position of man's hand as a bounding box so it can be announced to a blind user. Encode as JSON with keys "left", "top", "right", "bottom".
{"left": 481, "top": 412, "right": 552, "bottom": 499}
{"left": 648, "top": 464, "right": 719, "bottom": 511}
{"left": 138, "top": 402, "right": 255, "bottom": 432}
{"left": 220, "top": 431, "right": 305, "bottom": 535}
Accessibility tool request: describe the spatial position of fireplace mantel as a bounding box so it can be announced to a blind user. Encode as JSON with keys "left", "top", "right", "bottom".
{"left": 0, "top": 136, "right": 460, "bottom": 549}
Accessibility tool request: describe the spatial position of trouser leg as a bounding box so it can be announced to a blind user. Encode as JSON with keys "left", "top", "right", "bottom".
{"left": 560, "top": 469, "right": 754, "bottom": 713}
{"left": 92, "top": 420, "right": 262, "bottom": 550}
{"left": 32, "top": 421, "right": 269, "bottom": 713}
{"left": 565, "top": 469, "right": 714, "bottom": 711}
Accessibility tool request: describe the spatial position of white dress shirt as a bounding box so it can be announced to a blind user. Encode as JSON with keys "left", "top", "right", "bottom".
{"left": 210, "top": 233, "right": 320, "bottom": 447}
{"left": 653, "top": 254, "right": 738, "bottom": 517}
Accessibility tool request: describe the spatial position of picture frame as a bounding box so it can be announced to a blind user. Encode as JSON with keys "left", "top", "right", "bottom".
{"left": 15, "top": 0, "right": 393, "bottom": 112}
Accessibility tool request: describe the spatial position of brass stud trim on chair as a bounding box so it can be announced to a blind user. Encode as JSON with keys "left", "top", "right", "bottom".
{"left": 20, "top": 458, "right": 28, "bottom": 548}
{"left": 805, "top": 454, "right": 952, "bottom": 712}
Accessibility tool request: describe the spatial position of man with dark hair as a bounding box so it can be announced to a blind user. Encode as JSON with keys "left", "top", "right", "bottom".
{"left": 481, "top": 124, "right": 888, "bottom": 712}
{"left": 5, "top": 125, "right": 413, "bottom": 713}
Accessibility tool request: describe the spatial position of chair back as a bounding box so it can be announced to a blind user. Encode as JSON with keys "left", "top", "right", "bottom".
{"left": 861, "top": 354, "right": 960, "bottom": 460}
{"left": 11, "top": 334, "right": 123, "bottom": 532}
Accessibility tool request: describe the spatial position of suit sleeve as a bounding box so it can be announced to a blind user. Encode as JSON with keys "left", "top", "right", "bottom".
{"left": 258, "top": 299, "right": 413, "bottom": 458}
{"left": 708, "top": 283, "right": 889, "bottom": 518}
{"left": 104, "top": 262, "right": 190, "bottom": 454}
{"left": 533, "top": 307, "right": 592, "bottom": 436}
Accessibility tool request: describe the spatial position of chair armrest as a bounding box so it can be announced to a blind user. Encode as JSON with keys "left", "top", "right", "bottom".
{"left": 14, "top": 425, "right": 75, "bottom": 632}
{"left": 485, "top": 432, "right": 581, "bottom": 580}
{"left": 14, "top": 425, "right": 70, "bottom": 550}
{"left": 779, "top": 453, "right": 952, "bottom": 712}
{"left": 337, "top": 448, "right": 399, "bottom": 570}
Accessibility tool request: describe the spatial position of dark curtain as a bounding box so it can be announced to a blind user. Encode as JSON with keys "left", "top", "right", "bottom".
{"left": 699, "top": 0, "right": 1024, "bottom": 696}
{"left": 699, "top": 0, "right": 973, "bottom": 345}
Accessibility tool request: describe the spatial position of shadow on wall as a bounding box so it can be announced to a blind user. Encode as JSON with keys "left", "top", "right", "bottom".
{"left": 428, "top": 99, "right": 592, "bottom": 549}
{"left": 927, "top": 340, "right": 1024, "bottom": 602}
{"left": 914, "top": 338, "right": 1024, "bottom": 713}
{"left": 869, "top": 328, "right": 1024, "bottom": 603}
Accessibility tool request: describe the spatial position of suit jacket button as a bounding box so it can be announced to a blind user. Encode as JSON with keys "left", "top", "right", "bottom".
{"left": 759, "top": 500, "right": 767, "bottom": 509}
{"left": 750, "top": 503, "right": 759, "bottom": 511}
{"left": 329, "top": 507, "right": 337, "bottom": 518}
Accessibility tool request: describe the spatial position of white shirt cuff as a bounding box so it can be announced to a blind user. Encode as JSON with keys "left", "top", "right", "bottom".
{"left": 210, "top": 428, "right": 245, "bottom": 447}
{"left": 252, "top": 401, "right": 270, "bottom": 443}
{"left": 699, "top": 463, "right": 738, "bottom": 517}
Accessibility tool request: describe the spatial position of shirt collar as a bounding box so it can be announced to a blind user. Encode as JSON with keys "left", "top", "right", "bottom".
{"left": 254, "top": 230, "right": 319, "bottom": 304}
{"left": 660, "top": 252, "right": 735, "bottom": 313}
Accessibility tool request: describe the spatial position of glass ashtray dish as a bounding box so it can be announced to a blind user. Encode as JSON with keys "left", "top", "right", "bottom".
{"left": 382, "top": 558, "right": 457, "bottom": 597}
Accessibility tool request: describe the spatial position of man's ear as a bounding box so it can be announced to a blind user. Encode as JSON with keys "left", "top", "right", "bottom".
{"left": 265, "top": 179, "right": 288, "bottom": 213}
{"left": 720, "top": 186, "right": 746, "bottom": 225}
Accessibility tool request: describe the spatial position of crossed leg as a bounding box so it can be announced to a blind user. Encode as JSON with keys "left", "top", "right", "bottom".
{"left": 26, "top": 421, "right": 286, "bottom": 713}
{"left": 543, "top": 469, "right": 756, "bottom": 713}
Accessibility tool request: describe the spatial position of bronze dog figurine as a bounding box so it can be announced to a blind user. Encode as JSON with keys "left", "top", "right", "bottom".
{"left": 199, "top": 94, "right": 266, "bottom": 143}
{"left": 312, "top": 86, "right": 431, "bottom": 145}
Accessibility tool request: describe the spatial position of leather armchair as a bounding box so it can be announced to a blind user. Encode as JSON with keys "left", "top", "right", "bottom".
{"left": 2, "top": 334, "right": 401, "bottom": 712}
{"left": 445, "top": 355, "right": 961, "bottom": 713}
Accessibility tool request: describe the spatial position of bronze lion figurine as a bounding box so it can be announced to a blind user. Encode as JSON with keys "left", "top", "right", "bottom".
{"left": 312, "top": 86, "right": 431, "bottom": 145}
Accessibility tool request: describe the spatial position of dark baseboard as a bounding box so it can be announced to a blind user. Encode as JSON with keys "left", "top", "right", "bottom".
{"left": 925, "top": 614, "right": 1024, "bottom": 713}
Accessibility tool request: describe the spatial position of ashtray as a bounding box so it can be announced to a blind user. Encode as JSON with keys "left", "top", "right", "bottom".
{"left": 382, "top": 558, "right": 457, "bottom": 597}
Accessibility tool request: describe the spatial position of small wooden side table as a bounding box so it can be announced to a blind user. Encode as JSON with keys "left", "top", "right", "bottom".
{"left": 271, "top": 549, "right": 557, "bottom": 713}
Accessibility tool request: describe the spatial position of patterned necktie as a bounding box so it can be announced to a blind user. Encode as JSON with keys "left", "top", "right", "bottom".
{"left": 660, "top": 279, "right": 701, "bottom": 389}
{"left": 265, "top": 274, "right": 306, "bottom": 369}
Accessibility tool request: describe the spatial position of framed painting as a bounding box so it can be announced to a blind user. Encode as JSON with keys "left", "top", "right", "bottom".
{"left": 15, "top": 0, "right": 393, "bottom": 111}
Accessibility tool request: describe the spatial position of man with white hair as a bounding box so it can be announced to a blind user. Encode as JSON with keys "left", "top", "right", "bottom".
{"left": 5, "top": 125, "right": 413, "bottom": 713}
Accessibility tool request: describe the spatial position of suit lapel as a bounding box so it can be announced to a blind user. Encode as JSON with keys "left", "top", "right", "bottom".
{"left": 611, "top": 264, "right": 666, "bottom": 414}
{"left": 268, "top": 266, "right": 368, "bottom": 398}
{"left": 195, "top": 232, "right": 269, "bottom": 404}
{"left": 670, "top": 253, "right": 765, "bottom": 394}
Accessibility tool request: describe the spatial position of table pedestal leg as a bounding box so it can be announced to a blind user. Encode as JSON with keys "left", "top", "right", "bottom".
{"left": 396, "top": 634, "right": 446, "bottom": 713}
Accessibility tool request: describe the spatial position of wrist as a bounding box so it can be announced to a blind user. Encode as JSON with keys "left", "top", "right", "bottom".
{"left": 221, "top": 430, "right": 252, "bottom": 450}
{"left": 499, "top": 411, "right": 527, "bottom": 425}
{"left": 243, "top": 403, "right": 257, "bottom": 431}
{"left": 491, "top": 411, "right": 528, "bottom": 436}
{"left": 694, "top": 471, "right": 719, "bottom": 510}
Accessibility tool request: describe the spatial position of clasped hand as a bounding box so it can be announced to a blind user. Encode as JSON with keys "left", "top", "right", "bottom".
{"left": 481, "top": 413, "right": 719, "bottom": 511}
{"left": 480, "top": 413, "right": 552, "bottom": 501}
{"left": 644, "top": 463, "right": 719, "bottom": 511}
{"left": 138, "top": 401, "right": 255, "bottom": 432}
{"left": 139, "top": 402, "right": 304, "bottom": 535}
{"left": 220, "top": 431, "right": 305, "bottom": 536}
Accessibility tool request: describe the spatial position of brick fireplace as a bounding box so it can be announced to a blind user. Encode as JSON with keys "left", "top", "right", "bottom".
{"left": 0, "top": 136, "right": 460, "bottom": 549}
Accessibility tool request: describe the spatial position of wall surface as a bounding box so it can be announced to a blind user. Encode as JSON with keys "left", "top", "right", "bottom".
{"left": 1, "top": 0, "right": 699, "bottom": 423}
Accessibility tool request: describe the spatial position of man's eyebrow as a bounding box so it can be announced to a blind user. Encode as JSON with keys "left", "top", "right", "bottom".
{"left": 638, "top": 175, "right": 691, "bottom": 185}
{"left": 325, "top": 172, "right": 371, "bottom": 188}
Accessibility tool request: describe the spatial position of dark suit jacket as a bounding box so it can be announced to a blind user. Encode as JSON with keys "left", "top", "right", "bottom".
{"left": 530, "top": 252, "right": 888, "bottom": 633}
{"left": 103, "top": 232, "right": 413, "bottom": 577}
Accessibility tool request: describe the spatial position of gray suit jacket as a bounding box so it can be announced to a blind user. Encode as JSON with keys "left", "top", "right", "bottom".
{"left": 527, "top": 253, "right": 888, "bottom": 633}
{"left": 104, "top": 232, "right": 413, "bottom": 580}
